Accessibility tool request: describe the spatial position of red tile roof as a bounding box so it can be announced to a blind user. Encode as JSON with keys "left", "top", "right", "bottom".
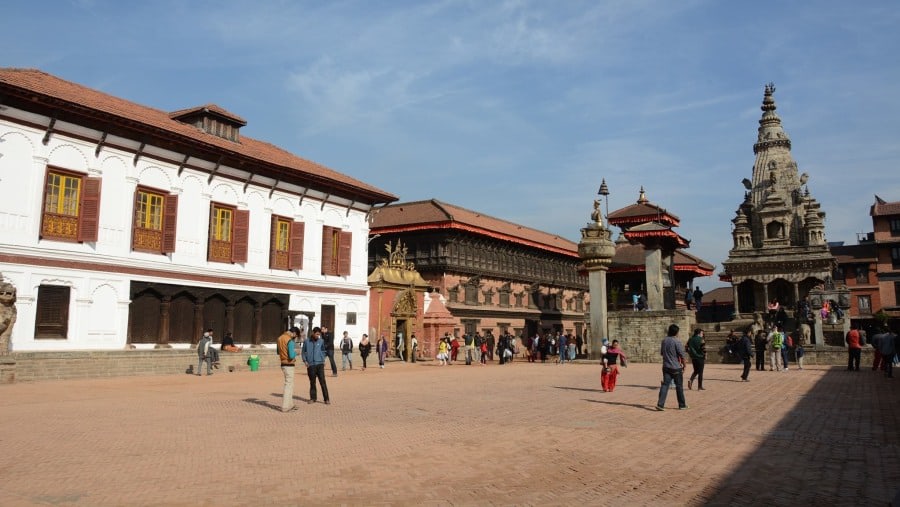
{"left": 608, "top": 202, "right": 680, "bottom": 228}
{"left": 0, "top": 68, "right": 395, "bottom": 203}
{"left": 370, "top": 199, "right": 579, "bottom": 257}
{"left": 871, "top": 195, "right": 900, "bottom": 216}
{"left": 830, "top": 244, "right": 877, "bottom": 263}
{"left": 610, "top": 240, "right": 714, "bottom": 276}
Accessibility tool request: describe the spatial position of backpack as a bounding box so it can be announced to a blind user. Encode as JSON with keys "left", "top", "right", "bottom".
{"left": 785, "top": 335, "right": 793, "bottom": 348}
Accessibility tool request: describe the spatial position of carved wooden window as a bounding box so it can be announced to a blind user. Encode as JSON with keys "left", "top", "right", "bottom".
{"left": 346, "top": 312, "right": 357, "bottom": 325}
{"left": 208, "top": 203, "right": 249, "bottom": 264}
{"left": 40, "top": 168, "right": 101, "bottom": 243}
{"left": 514, "top": 292, "right": 524, "bottom": 307}
{"left": 895, "top": 282, "right": 900, "bottom": 305}
{"left": 270, "top": 215, "right": 304, "bottom": 270}
{"left": 857, "top": 296, "right": 871, "bottom": 315}
{"left": 499, "top": 291, "right": 510, "bottom": 308}
{"left": 34, "top": 285, "right": 70, "bottom": 339}
{"left": 464, "top": 284, "right": 478, "bottom": 305}
{"left": 855, "top": 265, "right": 869, "bottom": 284}
{"left": 892, "top": 247, "right": 900, "bottom": 269}
{"left": 132, "top": 187, "right": 177, "bottom": 254}
{"left": 321, "top": 226, "right": 351, "bottom": 276}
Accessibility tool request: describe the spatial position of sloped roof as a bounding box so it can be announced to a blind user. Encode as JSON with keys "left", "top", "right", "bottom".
{"left": 370, "top": 199, "right": 578, "bottom": 257}
{"left": 830, "top": 243, "right": 877, "bottom": 264}
{"left": 607, "top": 189, "right": 680, "bottom": 228}
{"left": 871, "top": 195, "right": 900, "bottom": 216}
{"left": 0, "top": 68, "right": 395, "bottom": 203}
{"left": 623, "top": 222, "right": 690, "bottom": 249}
{"left": 610, "top": 241, "right": 714, "bottom": 276}
{"left": 169, "top": 104, "right": 247, "bottom": 125}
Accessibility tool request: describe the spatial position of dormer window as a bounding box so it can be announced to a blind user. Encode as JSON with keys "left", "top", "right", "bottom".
{"left": 169, "top": 104, "right": 247, "bottom": 142}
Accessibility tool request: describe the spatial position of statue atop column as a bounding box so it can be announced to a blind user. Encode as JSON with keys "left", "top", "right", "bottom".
{"left": 0, "top": 273, "right": 17, "bottom": 354}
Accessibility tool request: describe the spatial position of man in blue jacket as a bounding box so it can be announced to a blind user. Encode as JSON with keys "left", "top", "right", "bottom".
{"left": 301, "top": 327, "right": 331, "bottom": 405}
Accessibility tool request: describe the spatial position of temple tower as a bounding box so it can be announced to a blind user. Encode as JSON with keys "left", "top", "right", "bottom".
{"left": 721, "top": 84, "right": 836, "bottom": 319}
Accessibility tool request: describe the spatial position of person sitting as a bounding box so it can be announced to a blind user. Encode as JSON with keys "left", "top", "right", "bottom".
{"left": 221, "top": 332, "right": 244, "bottom": 352}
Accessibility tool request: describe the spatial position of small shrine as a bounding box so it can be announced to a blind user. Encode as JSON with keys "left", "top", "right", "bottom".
{"left": 367, "top": 241, "right": 450, "bottom": 361}
{"left": 607, "top": 187, "right": 707, "bottom": 310}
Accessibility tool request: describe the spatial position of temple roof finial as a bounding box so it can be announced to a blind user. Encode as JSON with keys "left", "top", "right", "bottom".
{"left": 637, "top": 186, "right": 648, "bottom": 204}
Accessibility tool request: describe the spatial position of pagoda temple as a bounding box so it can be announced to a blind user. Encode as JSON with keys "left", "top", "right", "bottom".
{"left": 607, "top": 188, "right": 713, "bottom": 310}
{"left": 720, "top": 84, "right": 835, "bottom": 316}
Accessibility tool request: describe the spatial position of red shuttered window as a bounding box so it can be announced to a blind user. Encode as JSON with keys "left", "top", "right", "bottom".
{"left": 270, "top": 216, "right": 305, "bottom": 271}
{"left": 132, "top": 187, "right": 178, "bottom": 254}
{"left": 208, "top": 203, "right": 249, "bottom": 264}
{"left": 321, "top": 226, "right": 351, "bottom": 276}
{"left": 40, "top": 167, "right": 102, "bottom": 243}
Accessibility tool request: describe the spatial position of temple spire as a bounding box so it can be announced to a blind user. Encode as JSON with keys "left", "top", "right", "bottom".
{"left": 637, "top": 186, "right": 648, "bottom": 204}
{"left": 753, "top": 83, "right": 791, "bottom": 154}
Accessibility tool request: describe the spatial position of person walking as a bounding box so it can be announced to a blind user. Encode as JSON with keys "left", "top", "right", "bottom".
{"left": 768, "top": 326, "right": 785, "bottom": 372}
{"left": 464, "top": 332, "right": 475, "bottom": 365}
{"left": 339, "top": 331, "right": 354, "bottom": 371}
{"left": 450, "top": 334, "right": 460, "bottom": 363}
{"left": 739, "top": 327, "right": 753, "bottom": 381}
{"left": 601, "top": 339, "right": 628, "bottom": 392}
{"left": 196, "top": 329, "right": 215, "bottom": 376}
{"left": 358, "top": 334, "right": 371, "bottom": 370}
{"left": 686, "top": 328, "right": 706, "bottom": 390}
{"left": 656, "top": 324, "right": 688, "bottom": 411}
{"left": 301, "top": 327, "right": 331, "bottom": 405}
{"left": 692, "top": 286, "right": 704, "bottom": 310}
{"left": 276, "top": 326, "right": 301, "bottom": 412}
{"left": 376, "top": 335, "right": 388, "bottom": 369}
{"left": 437, "top": 337, "right": 449, "bottom": 366}
{"left": 846, "top": 325, "right": 862, "bottom": 371}
{"left": 321, "top": 326, "right": 338, "bottom": 377}
{"left": 876, "top": 327, "right": 896, "bottom": 379}
{"left": 410, "top": 333, "right": 418, "bottom": 363}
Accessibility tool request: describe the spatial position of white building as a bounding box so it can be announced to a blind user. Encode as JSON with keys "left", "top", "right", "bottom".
{"left": 0, "top": 68, "right": 396, "bottom": 351}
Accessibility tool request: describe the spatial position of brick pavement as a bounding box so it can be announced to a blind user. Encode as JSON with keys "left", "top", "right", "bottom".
{"left": 0, "top": 358, "right": 898, "bottom": 506}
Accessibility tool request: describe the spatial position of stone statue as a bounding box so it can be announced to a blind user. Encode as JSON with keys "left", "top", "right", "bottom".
{"left": 0, "top": 274, "right": 17, "bottom": 354}
{"left": 799, "top": 323, "right": 811, "bottom": 346}
{"left": 590, "top": 199, "right": 602, "bottom": 224}
{"left": 750, "top": 312, "right": 765, "bottom": 335}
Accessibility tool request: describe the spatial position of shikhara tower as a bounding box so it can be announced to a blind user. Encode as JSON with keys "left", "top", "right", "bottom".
{"left": 721, "top": 84, "right": 835, "bottom": 316}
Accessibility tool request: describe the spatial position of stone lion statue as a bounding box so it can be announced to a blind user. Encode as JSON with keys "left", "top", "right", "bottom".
{"left": 799, "top": 323, "right": 811, "bottom": 346}
{"left": 750, "top": 312, "right": 765, "bottom": 335}
{"left": 0, "top": 274, "right": 17, "bottom": 354}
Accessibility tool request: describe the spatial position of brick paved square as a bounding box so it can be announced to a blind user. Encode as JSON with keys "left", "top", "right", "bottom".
{"left": 0, "top": 360, "right": 897, "bottom": 506}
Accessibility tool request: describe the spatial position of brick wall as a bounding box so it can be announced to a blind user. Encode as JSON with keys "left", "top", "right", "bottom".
{"left": 608, "top": 310, "right": 696, "bottom": 363}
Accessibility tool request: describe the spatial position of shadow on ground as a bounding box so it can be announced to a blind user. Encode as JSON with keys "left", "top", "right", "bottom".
{"left": 698, "top": 368, "right": 900, "bottom": 505}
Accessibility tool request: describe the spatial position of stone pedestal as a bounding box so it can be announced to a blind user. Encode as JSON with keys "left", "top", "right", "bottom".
{"left": 644, "top": 247, "right": 664, "bottom": 311}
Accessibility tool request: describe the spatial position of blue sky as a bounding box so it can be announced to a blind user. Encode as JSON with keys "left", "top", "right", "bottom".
{"left": 5, "top": 0, "right": 900, "bottom": 288}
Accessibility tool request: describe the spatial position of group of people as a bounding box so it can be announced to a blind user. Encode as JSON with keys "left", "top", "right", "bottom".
{"left": 195, "top": 329, "right": 245, "bottom": 376}
{"left": 849, "top": 325, "right": 899, "bottom": 378}
{"left": 683, "top": 286, "right": 704, "bottom": 311}
{"left": 525, "top": 331, "right": 583, "bottom": 363}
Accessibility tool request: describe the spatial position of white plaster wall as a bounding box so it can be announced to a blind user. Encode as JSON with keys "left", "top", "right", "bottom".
{"left": 0, "top": 114, "right": 374, "bottom": 350}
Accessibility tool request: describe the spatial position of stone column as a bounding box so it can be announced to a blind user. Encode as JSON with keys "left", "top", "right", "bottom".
{"left": 732, "top": 285, "right": 740, "bottom": 316}
{"left": 577, "top": 203, "right": 615, "bottom": 360}
{"left": 252, "top": 302, "right": 263, "bottom": 347}
{"left": 644, "top": 246, "right": 664, "bottom": 311}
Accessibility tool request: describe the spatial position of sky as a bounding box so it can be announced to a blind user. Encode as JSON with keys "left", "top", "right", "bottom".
{"left": 4, "top": 0, "right": 900, "bottom": 289}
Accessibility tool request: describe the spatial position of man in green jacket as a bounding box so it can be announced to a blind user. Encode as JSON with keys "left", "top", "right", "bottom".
{"left": 686, "top": 329, "right": 706, "bottom": 390}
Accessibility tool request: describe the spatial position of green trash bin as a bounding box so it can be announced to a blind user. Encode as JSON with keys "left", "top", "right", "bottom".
{"left": 247, "top": 354, "right": 260, "bottom": 372}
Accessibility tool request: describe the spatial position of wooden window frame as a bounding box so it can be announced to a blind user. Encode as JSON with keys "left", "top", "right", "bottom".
{"left": 40, "top": 167, "right": 102, "bottom": 243}
{"left": 34, "top": 285, "right": 71, "bottom": 339}
{"left": 208, "top": 202, "right": 249, "bottom": 264}
{"left": 131, "top": 186, "right": 178, "bottom": 254}
{"left": 321, "top": 226, "right": 351, "bottom": 276}
{"left": 269, "top": 215, "right": 305, "bottom": 271}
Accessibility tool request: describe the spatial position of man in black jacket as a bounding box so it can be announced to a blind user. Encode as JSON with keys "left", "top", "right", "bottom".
{"left": 739, "top": 327, "right": 753, "bottom": 381}
{"left": 321, "top": 325, "right": 338, "bottom": 377}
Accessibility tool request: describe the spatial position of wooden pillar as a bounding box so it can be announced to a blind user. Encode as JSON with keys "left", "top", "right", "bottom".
{"left": 225, "top": 302, "right": 235, "bottom": 335}
{"left": 193, "top": 300, "right": 204, "bottom": 344}
{"left": 253, "top": 302, "right": 263, "bottom": 346}
{"left": 157, "top": 296, "right": 172, "bottom": 349}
